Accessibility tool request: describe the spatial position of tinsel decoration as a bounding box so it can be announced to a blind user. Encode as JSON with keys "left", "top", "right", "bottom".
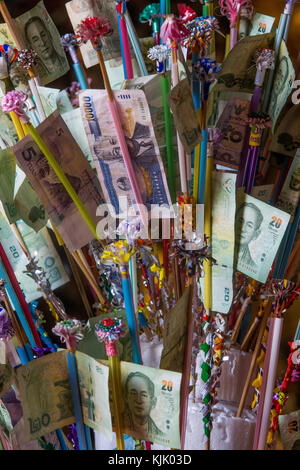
{"left": 23, "top": 258, "right": 67, "bottom": 320}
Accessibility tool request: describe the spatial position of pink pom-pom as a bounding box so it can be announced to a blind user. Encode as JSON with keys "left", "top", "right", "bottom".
{"left": 1, "top": 90, "right": 29, "bottom": 123}
{"left": 76, "top": 16, "right": 113, "bottom": 46}
{"left": 160, "top": 14, "right": 190, "bottom": 48}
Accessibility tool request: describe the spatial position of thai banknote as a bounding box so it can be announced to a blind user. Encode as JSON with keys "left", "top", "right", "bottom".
{"left": 269, "top": 103, "right": 300, "bottom": 157}
{"left": 120, "top": 361, "right": 182, "bottom": 449}
{"left": 215, "top": 33, "right": 275, "bottom": 94}
{"left": 279, "top": 410, "right": 300, "bottom": 450}
{"left": 13, "top": 110, "right": 104, "bottom": 252}
{"left": 0, "top": 113, "right": 19, "bottom": 148}
{"left": 276, "top": 156, "right": 300, "bottom": 219}
{"left": 160, "top": 287, "right": 190, "bottom": 373}
{"left": 76, "top": 351, "right": 112, "bottom": 440}
{"left": 214, "top": 97, "right": 251, "bottom": 169}
{"left": 167, "top": 78, "right": 202, "bottom": 154}
{"left": 0, "top": 148, "right": 48, "bottom": 232}
{"left": 14, "top": 1, "right": 70, "bottom": 85}
{"left": 65, "top": 0, "right": 122, "bottom": 67}
{"left": 251, "top": 184, "right": 273, "bottom": 203}
{"left": 37, "top": 86, "right": 73, "bottom": 117}
{"left": 16, "top": 350, "right": 74, "bottom": 442}
{"left": 14, "top": 177, "right": 49, "bottom": 232}
{"left": 121, "top": 74, "right": 180, "bottom": 187}
{"left": 268, "top": 41, "right": 295, "bottom": 132}
{"left": 15, "top": 222, "right": 70, "bottom": 303}
{"left": 207, "top": 88, "right": 252, "bottom": 129}
{"left": 249, "top": 13, "right": 275, "bottom": 36}
{"left": 0, "top": 211, "right": 51, "bottom": 302}
{"left": 62, "top": 108, "right": 94, "bottom": 168}
{"left": 11, "top": 417, "right": 61, "bottom": 450}
{"left": 80, "top": 89, "right": 171, "bottom": 216}
{"left": 234, "top": 189, "right": 290, "bottom": 283}
{"left": 211, "top": 172, "right": 236, "bottom": 314}
{"left": 76, "top": 312, "right": 133, "bottom": 363}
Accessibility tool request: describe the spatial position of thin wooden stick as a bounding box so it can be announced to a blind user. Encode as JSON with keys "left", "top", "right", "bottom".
{"left": 230, "top": 296, "right": 252, "bottom": 344}
{"left": 63, "top": 246, "right": 93, "bottom": 318}
{"left": 240, "top": 316, "right": 260, "bottom": 351}
{"left": 236, "top": 301, "right": 271, "bottom": 418}
{"left": 72, "top": 252, "right": 105, "bottom": 305}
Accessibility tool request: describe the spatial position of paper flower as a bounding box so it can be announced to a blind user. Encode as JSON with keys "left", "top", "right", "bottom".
{"left": 160, "top": 14, "right": 190, "bottom": 48}
{"left": 76, "top": 16, "right": 112, "bottom": 46}
{"left": 17, "top": 49, "right": 37, "bottom": 70}
{"left": 1, "top": 90, "right": 29, "bottom": 123}
{"left": 95, "top": 317, "right": 125, "bottom": 356}
{"left": 247, "top": 112, "right": 272, "bottom": 133}
{"left": 52, "top": 319, "right": 86, "bottom": 350}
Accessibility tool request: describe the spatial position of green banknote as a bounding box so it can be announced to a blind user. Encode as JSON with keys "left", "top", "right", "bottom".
{"left": 62, "top": 108, "right": 94, "bottom": 168}
{"left": 215, "top": 33, "right": 275, "bottom": 94}
{"left": 15, "top": 222, "right": 70, "bottom": 303}
{"left": 249, "top": 13, "right": 275, "bottom": 36}
{"left": 270, "top": 103, "right": 300, "bottom": 157}
{"left": 13, "top": 110, "right": 104, "bottom": 252}
{"left": 234, "top": 190, "right": 290, "bottom": 283}
{"left": 268, "top": 40, "right": 295, "bottom": 132}
{"left": 15, "top": 1, "right": 70, "bottom": 85}
{"left": 211, "top": 172, "right": 236, "bottom": 314}
{"left": 0, "top": 148, "right": 48, "bottom": 232}
{"left": 76, "top": 351, "right": 112, "bottom": 440}
{"left": 16, "top": 351, "right": 74, "bottom": 442}
{"left": 37, "top": 86, "right": 73, "bottom": 117}
{"left": 120, "top": 361, "right": 182, "bottom": 449}
{"left": 276, "top": 155, "right": 300, "bottom": 219}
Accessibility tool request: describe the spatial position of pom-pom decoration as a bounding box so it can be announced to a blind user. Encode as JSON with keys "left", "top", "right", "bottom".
{"left": 76, "top": 16, "right": 113, "bottom": 48}
{"left": 95, "top": 317, "right": 125, "bottom": 356}
{"left": 17, "top": 49, "right": 37, "bottom": 70}
{"left": 1, "top": 90, "right": 29, "bottom": 123}
{"left": 148, "top": 44, "right": 171, "bottom": 63}
{"left": 52, "top": 319, "right": 86, "bottom": 351}
{"left": 247, "top": 112, "right": 272, "bottom": 134}
{"left": 160, "top": 14, "right": 191, "bottom": 48}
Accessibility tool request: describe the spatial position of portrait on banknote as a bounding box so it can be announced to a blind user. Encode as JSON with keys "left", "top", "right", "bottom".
{"left": 235, "top": 191, "right": 290, "bottom": 283}
{"left": 120, "top": 362, "right": 181, "bottom": 448}
{"left": 23, "top": 16, "right": 66, "bottom": 78}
